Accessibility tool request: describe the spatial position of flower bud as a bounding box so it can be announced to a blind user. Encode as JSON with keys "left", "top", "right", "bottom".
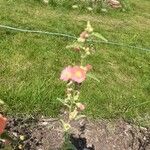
{"left": 80, "top": 31, "right": 89, "bottom": 39}
{"left": 85, "top": 21, "right": 93, "bottom": 33}
{"left": 78, "top": 37, "right": 86, "bottom": 43}
{"left": 76, "top": 103, "right": 85, "bottom": 111}
{"left": 86, "top": 64, "right": 92, "bottom": 71}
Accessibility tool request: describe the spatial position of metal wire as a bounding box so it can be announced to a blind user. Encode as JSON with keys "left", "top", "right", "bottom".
{"left": 0, "top": 24, "right": 150, "bottom": 52}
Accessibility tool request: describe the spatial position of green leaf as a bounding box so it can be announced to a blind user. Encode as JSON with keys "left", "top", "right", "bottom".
{"left": 66, "top": 43, "right": 83, "bottom": 49}
{"left": 69, "top": 109, "right": 78, "bottom": 120}
{"left": 62, "top": 140, "right": 77, "bottom": 150}
{"left": 60, "top": 119, "right": 71, "bottom": 132}
{"left": 57, "top": 98, "right": 70, "bottom": 108}
{"left": 87, "top": 73, "right": 100, "bottom": 82}
{"left": 92, "top": 32, "right": 108, "bottom": 42}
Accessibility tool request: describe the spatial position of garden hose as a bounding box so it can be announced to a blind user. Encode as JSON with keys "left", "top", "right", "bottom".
{"left": 0, "top": 24, "right": 150, "bottom": 52}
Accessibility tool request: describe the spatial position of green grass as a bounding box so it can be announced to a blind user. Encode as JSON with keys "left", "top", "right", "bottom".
{"left": 0, "top": 0, "right": 150, "bottom": 125}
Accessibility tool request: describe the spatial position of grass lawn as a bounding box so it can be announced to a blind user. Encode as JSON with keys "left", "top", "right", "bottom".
{"left": 0, "top": 0, "right": 150, "bottom": 125}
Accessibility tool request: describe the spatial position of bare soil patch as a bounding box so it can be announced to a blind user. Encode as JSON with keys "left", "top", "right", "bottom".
{"left": 1, "top": 117, "right": 150, "bottom": 150}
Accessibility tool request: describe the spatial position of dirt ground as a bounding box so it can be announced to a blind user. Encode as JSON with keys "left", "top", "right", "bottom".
{"left": 2, "top": 117, "right": 150, "bottom": 150}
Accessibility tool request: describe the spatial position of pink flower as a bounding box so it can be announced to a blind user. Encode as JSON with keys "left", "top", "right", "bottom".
{"left": 76, "top": 103, "right": 85, "bottom": 111}
{"left": 0, "top": 114, "right": 7, "bottom": 135}
{"left": 60, "top": 66, "right": 90, "bottom": 83}
{"left": 71, "top": 66, "right": 86, "bottom": 83}
{"left": 60, "top": 66, "right": 73, "bottom": 81}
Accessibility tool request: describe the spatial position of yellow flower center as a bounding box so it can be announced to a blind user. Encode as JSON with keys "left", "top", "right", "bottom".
{"left": 75, "top": 71, "right": 82, "bottom": 77}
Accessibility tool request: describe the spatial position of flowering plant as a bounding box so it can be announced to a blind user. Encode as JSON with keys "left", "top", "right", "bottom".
{"left": 59, "top": 21, "right": 107, "bottom": 149}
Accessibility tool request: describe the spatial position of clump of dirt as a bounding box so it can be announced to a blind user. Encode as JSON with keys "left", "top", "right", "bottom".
{"left": 1, "top": 117, "right": 150, "bottom": 150}
{"left": 28, "top": 118, "right": 150, "bottom": 150}
{"left": 3, "top": 117, "right": 43, "bottom": 150}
